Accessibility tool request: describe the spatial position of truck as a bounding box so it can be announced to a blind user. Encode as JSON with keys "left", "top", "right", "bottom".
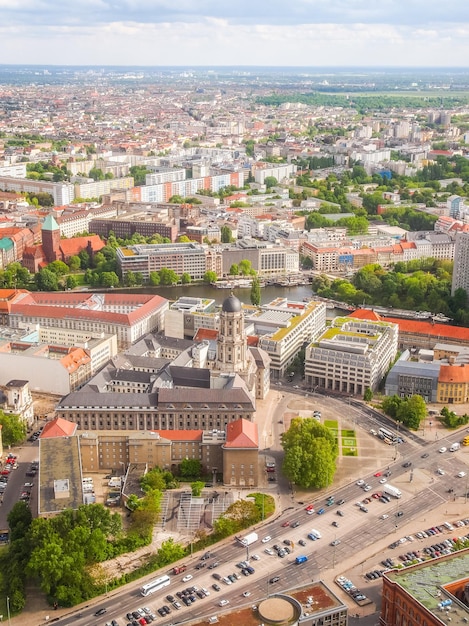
{"left": 237, "top": 532, "right": 258, "bottom": 547}
{"left": 295, "top": 555, "right": 308, "bottom": 564}
{"left": 172, "top": 564, "right": 187, "bottom": 575}
{"left": 449, "top": 442, "right": 460, "bottom": 452}
{"left": 384, "top": 484, "right": 402, "bottom": 499}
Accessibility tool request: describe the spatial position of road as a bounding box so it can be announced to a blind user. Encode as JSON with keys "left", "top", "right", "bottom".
{"left": 54, "top": 426, "right": 468, "bottom": 626}
{"left": 0, "top": 439, "right": 39, "bottom": 530}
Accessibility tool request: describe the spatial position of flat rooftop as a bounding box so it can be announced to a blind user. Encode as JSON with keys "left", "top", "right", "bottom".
{"left": 385, "top": 550, "right": 469, "bottom": 625}
{"left": 38, "top": 436, "right": 83, "bottom": 514}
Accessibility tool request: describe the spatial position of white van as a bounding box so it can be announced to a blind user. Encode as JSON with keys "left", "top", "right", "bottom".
{"left": 450, "top": 443, "right": 460, "bottom": 452}
{"left": 108, "top": 477, "right": 122, "bottom": 487}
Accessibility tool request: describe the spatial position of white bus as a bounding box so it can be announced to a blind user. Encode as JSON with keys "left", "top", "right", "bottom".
{"left": 140, "top": 574, "right": 171, "bottom": 597}
{"left": 378, "top": 427, "right": 398, "bottom": 444}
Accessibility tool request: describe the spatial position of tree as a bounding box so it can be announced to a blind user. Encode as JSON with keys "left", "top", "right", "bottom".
{"left": 0, "top": 411, "right": 26, "bottom": 445}
{"left": 35, "top": 268, "right": 59, "bottom": 291}
{"left": 68, "top": 255, "right": 81, "bottom": 271}
{"left": 181, "top": 272, "right": 191, "bottom": 285}
{"left": 100, "top": 272, "right": 119, "bottom": 288}
{"left": 203, "top": 270, "right": 217, "bottom": 284}
{"left": 264, "top": 176, "right": 278, "bottom": 189}
{"left": 397, "top": 395, "right": 427, "bottom": 430}
{"left": 88, "top": 167, "right": 104, "bottom": 181}
{"left": 281, "top": 418, "right": 338, "bottom": 489}
{"left": 159, "top": 267, "right": 179, "bottom": 286}
{"left": 149, "top": 271, "right": 161, "bottom": 286}
{"left": 364, "top": 388, "right": 373, "bottom": 402}
{"left": 250, "top": 276, "right": 261, "bottom": 306}
{"left": 66, "top": 275, "right": 78, "bottom": 290}
{"left": 179, "top": 458, "right": 202, "bottom": 479}
{"left": 238, "top": 259, "right": 255, "bottom": 276}
{"left": 191, "top": 481, "right": 205, "bottom": 497}
{"left": 229, "top": 263, "right": 239, "bottom": 276}
{"left": 221, "top": 225, "right": 234, "bottom": 243}
{"left": 48, "top": 260, "right": 69, "bottom": 276}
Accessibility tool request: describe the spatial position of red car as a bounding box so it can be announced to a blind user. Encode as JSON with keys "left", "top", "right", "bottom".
{"left": 281, "top": 521, "right": 290, "bottom": 527}
{"left": 305, "top": 504, "right": 314, "bottom": 511}
{"left": 374, "top": 472, "right": 382, "bottom": 477}
{"left": 0, "top": 469, "right": 10, "bottom": 476}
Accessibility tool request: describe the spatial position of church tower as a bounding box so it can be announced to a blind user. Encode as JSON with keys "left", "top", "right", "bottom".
{"left": 216, "top": 293, "right": 248, "bottom": 374}
{"left": 41, "top": 214, "right": 61, "bottom": 263}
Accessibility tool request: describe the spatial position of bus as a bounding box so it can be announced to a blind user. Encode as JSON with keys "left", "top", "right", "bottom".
{"left": 140, "top": 574, "right": 171, "bottom": 597}
{"left": 462, "top": 435, "right": 469, "bottom": 447}
{"left": 378, "top": 427, "right": 398, "bottom": 444}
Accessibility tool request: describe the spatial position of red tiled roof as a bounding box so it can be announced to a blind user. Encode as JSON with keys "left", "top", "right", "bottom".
{"left": 40, "top": 417, "right": 77, "bottom": 438}
{"left": 154, "top": 430, "right": 203, "bottom": 442}
{"left": 224, "top": 418, "right": 258, "bottom": 449}
{"left": 59, "top": 235, "right": 105, "bottom": 257}
{"left": 193, "top": 328, "right": 219, "bottom": 341}
{"left": 438, "top": 364, "right": 469, "bottom": 384}
{"left": 349, "top": 309, "right": 469, "bottom": 341}
{"left": 247, "top": 336, "right": 259, "bottom": 346}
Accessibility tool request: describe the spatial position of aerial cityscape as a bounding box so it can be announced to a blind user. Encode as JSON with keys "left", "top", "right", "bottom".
{"left": 1, "top": 6, "right": 469, "bottom": 626}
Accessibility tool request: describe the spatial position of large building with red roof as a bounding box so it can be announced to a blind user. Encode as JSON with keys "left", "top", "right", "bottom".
{"left": 223, "top": 418, "right": 259, "bottom": 487}
{"left": 6, "top": 289, "right": 168, "bottom": 348}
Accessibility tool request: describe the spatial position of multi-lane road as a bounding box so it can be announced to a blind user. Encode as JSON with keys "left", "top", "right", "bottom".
{"left": 57, "top": 424, "right": 468, "bottom": 626}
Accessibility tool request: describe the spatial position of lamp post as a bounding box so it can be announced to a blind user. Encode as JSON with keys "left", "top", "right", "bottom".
{"left": 6, "top": 596, "right": 11, "bottom": 626}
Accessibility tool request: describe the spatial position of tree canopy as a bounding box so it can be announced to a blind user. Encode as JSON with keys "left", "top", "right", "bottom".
{"left": 281, "top": 418, "right": 338, "bottom": 489}
{"left": 381, "top": 394, "right": 427, "bottom": 430}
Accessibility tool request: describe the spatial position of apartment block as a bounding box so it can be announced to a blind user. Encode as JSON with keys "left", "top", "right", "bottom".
{"left": 117, "top": 242, "right": 207, "bottom": 281}
{"left": 452, "top": 231, "right": 469, "bottom": 295}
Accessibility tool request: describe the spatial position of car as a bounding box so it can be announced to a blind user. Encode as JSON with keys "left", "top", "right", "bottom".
{"left": 305, "top": 504, "right": 314, "bottom": 512}
{"left": 261, "top": 535, "right": 272, "bottom": 543}
{"left": 360, "top": 506, "right": 368, "bottom": 513}
{"left": 268, "top": 476, "right": 276, "bottom": 482}
{"left": 363, "top": 485, "right": 372, "bottom": 492}
{"left": 330, "top": 539, "right": 341, "bottom": 546}
{"left": 439, "top": 447, "right": 447, "bottom": 453}
{"left": 208, "top": 561, "right": 219, "bottom": 569}
{"left": 290, "top": 520, "right": 300, "bottom": 528}
{"left": 381, "top": 514, "right": 389, "bottom": 520}
{"left": 242, "top": 591, "right": 251, "bottom": 597}
{"left": 374, "top": 472, "right": 382, "bottom": 477}
{"left": 264, "top": 548, "right": 274, "bottom": 555}
{"left": 332, "top": 521, "right": 339, "bottom": 527}
{"left": 172, "top": 601, "right": 182, "bottom": 610}
{"left": 379, "top": 477, "right": 387, "bottom": 484}
{"left": 228, "top": 574, "right": 237, "bottom": 583}
{"left": 182, "top": 574, "right": 193, "bottom": 582}
{"left": 336, "top": 510, "right": 345, "bottom": 516}
{"left": 166, "top": 594, "right": 175, "bottom": 603}
{"left": 457, "top": 471, "right": 467, "bottom": 478}
{"left": 212, "top": 584, "right": 221, "bottom": 592}
{"left": 94, "top": 608, "right": 107, "bottom": 616}
{"left": 421, "top": 453, "right": 429, "bottom": 458}
{"left": 298, "top": 539, "right": 306, "bottom": 546}
{"left": 281, "top": 520, "right": 290, "bottom": 527}
{"left": 403, "top": 462, "right": 412, "bottom": 468}
{"left": 269, "top": 576, "right": 280, "bottom": 584}
{"left": 437, "top": 468, "right": 445, "bottom": 475}
{"left": 219, "top": 599, "right": 230, "bottom": 607}
{"left": 251, "top": 554, "right": 260, "bottom": 560}
{"left": 23, "top": 482, "right": 34, "bottom": 489}
{"left": 356, "top": 479, "right": 365, "bottom": 486}
{"left": 195, "top": 562, "right": 206, "bottom": 570}
{"left": 396, "top": 511, "right": 404, "bottom": 517}
{"left": 317, "top": 508, "right": 325, "bottom": 515}
{"left": 337, "top": 499, "right": 345, "bottom": 505}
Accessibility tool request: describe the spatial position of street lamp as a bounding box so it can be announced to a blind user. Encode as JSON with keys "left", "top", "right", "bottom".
{"left": 6, "top": 596, "right": 11, "bottom": 626}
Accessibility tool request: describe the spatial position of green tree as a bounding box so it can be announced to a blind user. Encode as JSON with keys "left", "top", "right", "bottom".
{"left": 229, "top": 263, "right": 239, "bottom": 276}
{"left": 221, "top": 225, "right": 234, "bottom": 243}
{"left": 149, "top": 271, "right": 161, "bottom": 286}
{"left": 100, "top": 272, "right": 119, "bottom": 288}
{"left": 250, "top": 276, "right": 261, "bottom": 306}
{"left": 65, "top": 275, "right": 78, "bottom": 290}
{"left": 0, "top": 411, "right": 26, "bottom": 446}
{"left": 47, "top": 260, "right": 69, "bottom": 276}
{"left": 264, "top": 176, "right": 278, "bottom": 189}
{"left": 364, "top": 388, "right": 373, "bottom": 402}
{"left": 381, "top": 395, "right": 402, "bottom": 419}
{"left": 397, "top": 395, "right": 427, "bottom": 430}
{"left": 68, "top": 255, "right": 81, "bottom": 271}
{"left": 155, "top": 538, "right": 186, "bottom": 566}
{"left": 7, "top": 501, "right": 32, "bottom": 542}
{"left": 181, "top": 272, "right": 191, "bottom": 285}
{"left": 238, "top": 259, "right": 255, "bottom": 276}
{"left": 35, "top": 268, "right": 59, "bottom": 291}
{"left": 141, "top": 468, "right": 166, "bottom": 493}
{"left": 191, "top": 481, "right": 205, "bottom": 497}
{"left": 178, "top": 235, "right": 191, "bottom": 243}
{"left": 159, "top": 267, "right": 179, "bottom": 286}
{"left": 179, "top": 458, "right": 202, "bottom": 479}
{"left": 203, "top": 270, "right": 217, "bottom": 284}
{"left": 88, "top": 167, "right": 104, "bottom": 181}
{"left": 281, "top": 418, "right": 338, "bottom": 489}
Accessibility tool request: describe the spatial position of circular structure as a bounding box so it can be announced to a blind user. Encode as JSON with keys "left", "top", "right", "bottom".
{"left": 258, "top": 597, "right": 296, "bottom": 624}
{"left": 221, "top": 293, "right": 242, "bottom": 313}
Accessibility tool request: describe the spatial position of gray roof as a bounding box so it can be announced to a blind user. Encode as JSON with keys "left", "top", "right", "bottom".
{"left": 222, "top": 294, "right": 242, "bottom": 313}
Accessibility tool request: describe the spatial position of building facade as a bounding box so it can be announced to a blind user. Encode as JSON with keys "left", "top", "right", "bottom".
{"left": 452, "top": 231, "right": 469, "bottom": 295}
{"left": 305, "top": 317, "right": 398, "bottom": 395}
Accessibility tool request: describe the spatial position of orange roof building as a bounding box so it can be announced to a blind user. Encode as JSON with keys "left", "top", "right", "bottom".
{"left": 40, "top": 417, "right": 77, "bottom": 438}
{"left": 222, "top": 418, "right": 259, "bottom": 487}
{"left": 437, "top": 364, "right": 469, "bottom": 404}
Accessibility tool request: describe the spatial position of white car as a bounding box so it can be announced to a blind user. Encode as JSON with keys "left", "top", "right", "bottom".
{"left": 264, "top": 548, "right": 274, "bottom": 555}
{"left": 356, "top": 479, "right": 365, "bottom": 486}
{"left": 219, "top": 599, "right": 230, "bottom": 607}
{"left": 251, "top": 554, "right": 260, "bottom": 560}
{"left": 457, "top": 471, "right": 467, "bottom": 478}
{"left": 242, "top": 591, "right": 251, "bottom": 597}
{"left": 379, "top": 477, "right": 387, "bottom": 484}
{"left": 363, "top": 485, "right": 372, "bottom": 492}
{"left": 439, "top": 447, "right": 447, "bottom": 453}
{"left": 261, "top": 535, "right": 271, "bottom": 543}
{"left": 182, "top": 574, "right": 193, "bottom": 582}
{"left": 380, "top": 514, "right": 389, "bottom": 520}
{"left": 437, "top": 468, "right": 445, "bottom": 475}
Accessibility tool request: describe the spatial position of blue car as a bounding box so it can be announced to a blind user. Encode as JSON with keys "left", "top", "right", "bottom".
{"left": 317, "top": 508, "right": 325, "bottom": 515}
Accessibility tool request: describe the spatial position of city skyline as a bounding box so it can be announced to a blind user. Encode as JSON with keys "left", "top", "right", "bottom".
{"left": 1, "top": 0, "right": 469, "bottom": 68}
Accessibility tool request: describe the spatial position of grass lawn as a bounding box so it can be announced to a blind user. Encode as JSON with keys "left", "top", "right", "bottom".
{"left": 341, "top": 429, "right": 356, "bottom": 437}
{"left": 343, "top": 447, "right": 358, "bottom": 456}
{"left": 324, "top": 419, "right": 338, "bottom": 430}
{"left": 341, "top": 437, "right": 357, "bottom": 448}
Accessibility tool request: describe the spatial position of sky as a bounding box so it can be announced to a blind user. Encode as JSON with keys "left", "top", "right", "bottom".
{"left": 1, "top": 0, "right": 469, "bottom": 67}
